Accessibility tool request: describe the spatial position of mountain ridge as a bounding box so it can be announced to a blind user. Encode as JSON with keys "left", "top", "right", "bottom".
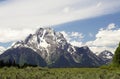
{"left": 0, "top": 27, "right": 112, "bottom": 67}
{"left": 98, "top": 50, "right": 113, "bottom": 64}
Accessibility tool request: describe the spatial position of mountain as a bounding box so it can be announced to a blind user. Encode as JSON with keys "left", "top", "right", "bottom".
{"left": 0, "top": 28, "right": 105, "bottom": 67}
{"left": 0, "top": 47, "right": 46, "bottom": 67}
{"left": 0, "top": 46, "right": 6, "bottom": 54}
{"left": 98, "top": 50, "right": 113, "bottom": 64}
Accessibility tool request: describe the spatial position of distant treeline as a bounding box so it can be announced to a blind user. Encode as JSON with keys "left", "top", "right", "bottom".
{"left": 0, "top": 60, "right": 37, "bottom": 68}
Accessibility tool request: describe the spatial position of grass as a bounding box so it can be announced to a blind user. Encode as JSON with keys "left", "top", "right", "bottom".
{"left": 0, "top": 67, "right": 120, "bottom": 79}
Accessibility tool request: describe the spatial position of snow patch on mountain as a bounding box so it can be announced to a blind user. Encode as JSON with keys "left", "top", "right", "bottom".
{"left": 39, "top": 39, "right": 50, "bottom": 48}
{"left": 98, "top": 50, "right": 113, "bottom": 64}
{"left": 67, "top": 45, "right": 76, "bottom": 54}
{"left": 99, "top": 50, "right": 113, "bottom": 59}
{"left": 0, "top": 46, "right": 6, "bottom": 54}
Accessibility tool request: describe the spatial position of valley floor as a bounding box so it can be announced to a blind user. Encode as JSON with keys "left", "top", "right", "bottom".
{"left": 0, "top": 67, "right": 120, "bottom": 79}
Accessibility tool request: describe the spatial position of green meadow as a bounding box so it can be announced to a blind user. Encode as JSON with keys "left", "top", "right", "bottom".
{"left": 0, "top": 67, "right": 120, "bottom": 79}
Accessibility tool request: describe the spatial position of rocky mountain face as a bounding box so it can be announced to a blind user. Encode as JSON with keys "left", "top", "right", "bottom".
{"left": 0, "top": 28, "right": 107, "bottom": 67}
{"left": 98, "top": 50, "right": 113, "bottom": 64}
{"left": 0, "top": 47, "right": 46, "bottom": 67}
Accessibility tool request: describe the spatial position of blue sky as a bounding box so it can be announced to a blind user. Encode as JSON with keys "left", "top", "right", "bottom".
{"left": 54, "top": 12, "right": 120, "bottom": 42}
{"left": 53, "top": 12, "right": 120, "bottom": 53}
{"left": 0, "top": 0, "right": 120, "bottom": 53}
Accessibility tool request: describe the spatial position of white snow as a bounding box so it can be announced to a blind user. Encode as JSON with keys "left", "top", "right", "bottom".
{"left": 39, "top": 39, "right": 50, "bottom": 48}
{"left": 11, "top": 42, "right": 16, "bottom": 47}
{"left": 67, "top": 46, "right": 76, "bottom": 54}
{"left": 106, "top": 56, "right": 112, "bottom": 59}
{"left": 36, "top": 29, "right": 50, "bottom": 48}
{"left": 104, "top": 51, "right": 113, "bottom": 59}
{"left": 41, "top": 29, "right": 46, "bottom": 39}
{"left": 25, "top": 45, "right": 37, "bottom": 52}
{"left": 30, "top": 35, "right": 37, "bottom": 43}
{"left": 13, "top": 43, "right": 22, "bottom": 48}
{"left": 0, "top": 46, "right": 6, "bottom": 54}
{"left": 57, "top": 39, "right": 61, "bottom": 43}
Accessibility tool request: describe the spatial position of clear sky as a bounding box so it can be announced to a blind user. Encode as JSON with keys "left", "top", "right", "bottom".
{"left": 0, "top": 0, "right": 120, "bottom": 53}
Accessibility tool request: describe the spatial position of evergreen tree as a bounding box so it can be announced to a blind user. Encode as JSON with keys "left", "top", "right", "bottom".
{"left": 112, "top": 43, "right": 120, "bottom": 67}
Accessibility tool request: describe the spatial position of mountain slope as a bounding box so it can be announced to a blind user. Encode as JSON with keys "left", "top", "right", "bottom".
{"left": 0, "top": 47, "right": 46, "bottom": 67}
{"left": 98, "top": 50, "right": 113, "bottom": 64}
{"left": 0, "top": 27, "right": 105, "bottom": 67}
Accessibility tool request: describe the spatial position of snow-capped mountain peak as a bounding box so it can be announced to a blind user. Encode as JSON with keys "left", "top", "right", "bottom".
{"left": 0, "top": 27, "right": 107, "bottom": 67}
{"left": 98, "top": 50, "right": 113, "bottom": 64}
{"left": 99, "top": 50, "right": 113, "bottom": 59}
{"left": 11, "top": 28, "right": 69, "bottom": 61}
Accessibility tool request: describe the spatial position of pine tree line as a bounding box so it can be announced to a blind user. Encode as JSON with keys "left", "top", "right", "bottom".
{"left": 112, "top": 43, "right": 120, "bottom": 67}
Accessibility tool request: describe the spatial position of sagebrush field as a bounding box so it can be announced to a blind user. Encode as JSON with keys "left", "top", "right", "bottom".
{"left": 0, "top": 67, "right": 120, "bottom": 79}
